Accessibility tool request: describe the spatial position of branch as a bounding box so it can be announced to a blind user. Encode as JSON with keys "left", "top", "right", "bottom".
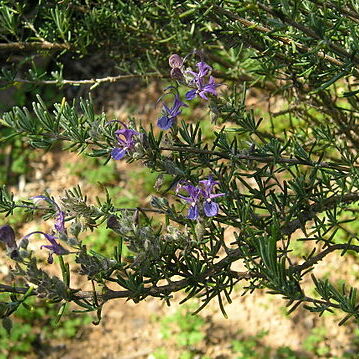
{"left": 10, "top": 73, "right": 165, "bottom": 86}
{"left": 0, "top": 248, "right": 257, "bottom": 304}
{"left": 302, "top": 295, "right": 341, "bottom": 309}
{"left": 281, "top": 192, "right": 359, "bottom": 235}
{"left": 291, "top": 243, "right": 359, "bottom": 274}
{"left": 307, "top": 0, "right": 359, "bottom": 23}
{"left": 215, "top": 6, "right": 347, "bottom": 69}
{"left": 0, "top": 41, "right": 71, "bottom": 52}
{"left": 159, "top": 146, "right": 357, "bottom": 172}
{"left": 257, "top": 3, "right": 359, "bottom": 65}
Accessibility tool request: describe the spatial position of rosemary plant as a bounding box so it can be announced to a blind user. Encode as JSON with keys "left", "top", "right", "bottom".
{"left": 0, "top": 0, "right": 359, "bottom": 327}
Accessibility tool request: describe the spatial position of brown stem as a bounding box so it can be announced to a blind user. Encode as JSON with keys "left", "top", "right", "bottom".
{"left": 0, "top": 42, "right": 71, "bottom": 52}
{"left": 214, "top": 6, "right": 345, "bottom": 68}
{"left": 11, "top": 73, "right": 165, "bottom": 85}
{"left": 291, "top": 243, "right": 359, "bottom": 275}
{"left": 257, "top": 3, "right": 359, "bottom": 65}
{"left": 281, "top": 193, "right": 359, "bottom": 235}
{"left": 307, "top": 0, "right": 359, "bottom": 22}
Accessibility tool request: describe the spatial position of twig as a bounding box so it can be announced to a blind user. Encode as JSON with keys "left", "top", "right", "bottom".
{"left": 290, "top": 243, "right": 359, "bottom": 274}
{"left": 281, "top": 193, "right": 359, "bottom": 235}
{"left": 11, "top": 73, "right": 164, "bottom": 86}
{"left": 307, "top": 0, "right": 359, "bottom": 23}
{"left": 257, "top": 3, "right": 359, "bottom": 65}
{"left": 9, "top": 71, "right": 245, "bottom": 88}
{"left": 214, "top": 6, "right": 346, "bottom": 68}
{"left": 0, "top": 41, "right": 71, "bottom": 52}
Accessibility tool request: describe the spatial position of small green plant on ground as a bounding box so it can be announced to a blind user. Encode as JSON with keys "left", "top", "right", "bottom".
{"left": 232, "top": 330, "right": 306, "bottom": 359}
{"left": 302, "top": 327, "right": 329, "bottom": 357}
{"left": 155, "top": 302, "right": 206, "bottom": 359}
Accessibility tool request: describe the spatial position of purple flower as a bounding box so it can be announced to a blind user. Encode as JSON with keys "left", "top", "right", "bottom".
{"left": 157, "top": 94, "right": 187, "bottom": 130}
{"left": 176, "top": 183, "right": 202, "bottom": 220}
{"left": 23, "top": 231, "right": 69, "bottom": 264}
{"left": 31, "top": 196, "right": 66, "bottom": 234}
{"left": 111, "top": 124, "right": 140, "bottom": 160}
{"left": 176, "top": 177, "right": 225, "bottom": 219}
{"left": 185, "top": 76, "right": 220, "bottom": 101}
{"left": 199, "top": 177, "right": 225, "bottom": 217}
{"left": 184, "top": 61, "right": 219, "bottom": 101}
{"left": 186, "top": 62, "right": 212, "bottom": 86}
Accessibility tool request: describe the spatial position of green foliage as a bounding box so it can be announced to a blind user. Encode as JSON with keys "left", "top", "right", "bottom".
{"left": 66, "top": 157, "right": 118, "bottom": 185}
{"left": 0, "top": 294, "right": 91, "bottom": 358}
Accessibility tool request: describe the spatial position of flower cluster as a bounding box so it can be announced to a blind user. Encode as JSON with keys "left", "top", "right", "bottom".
{"left": 157, "top": 93, "right": 187, "bottom": 130}
{"left": 156, "top": 54, "right": 220, "bottom": 131}
{"left": 176, "top": 177, "right": 225, "bottom": 220}
{"left": 111, "top": 122, "right": 140, "bottom": 160}
{"left": 185, "top": 61, "right": 220, "bottom": 101}
{"left": 24, "top": 196, "right": 70, "bottom": 264}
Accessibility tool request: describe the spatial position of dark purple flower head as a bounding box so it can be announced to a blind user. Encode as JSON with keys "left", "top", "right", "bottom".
{"left": 0, "top": 225, "right": 17, "bottom": 250}
{"left": 31, "top": 196, "right": 66, "bottom": 234}
{"left": 24, "top": 231, "right": 69, "bottom": 264}
{"left": 111, "top": 123, "right": 140, "bottom": 160}
{"left": 0, "top": 225, "right": 19, "bottom": 260}
{"left": 170, "top": 67, "right": 184, "bottom": 81}
{"left": 176, "top": 183, "right": 202, "bottom": 220}
{"left": 157, "top": 94, "right": 187, "bottom": 130}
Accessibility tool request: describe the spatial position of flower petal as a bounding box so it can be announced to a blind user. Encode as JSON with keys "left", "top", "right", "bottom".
{"left": 185, "top": 90, "right": 197, "bottom": 100}
{"left": 203, "top": 201, "right": 219, "bottom": 217}
{"left": 157, "top": 115, "right": 174, "bottom": 130}
{"left": 188, "top": 205, "right": 199, "bottom": 220}
{"left": 111, "top": 148, "right": 126, "bottom": 160}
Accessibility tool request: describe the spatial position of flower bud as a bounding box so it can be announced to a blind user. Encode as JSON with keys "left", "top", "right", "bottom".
{"left": 18, "top": 237, "right": 29, "bottom": 249}
{"left": 70, "top": 222, "right": 82, "bottom": 237}
{"left": 67, "top": 237, "right": 79, "bottom": 246}
{"left": 168, "top": 54, "right": 183, "bottom": 68}
{"left": 170, "top": 68, "right": 184, "bottom": 80}
{"left": 19, "top": 249, "right": 30, "bottom": 258}
{"left": 195, "top": 222, "right": 205, "bottom": 241}
{"left": 151, "top": 196, "right": 169, "bottom": 210}
{"left": 0, "top": 225, "right": 17, "bottom": 250}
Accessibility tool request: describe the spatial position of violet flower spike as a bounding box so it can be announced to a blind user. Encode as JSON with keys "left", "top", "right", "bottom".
{"left": 23, "top": 231, "right": 69, "bottom": 264}
{"left": 199, "top": 177, "right": 225, "bottom": 217}
{"left": 157, "top": 94, "right": 187, "bottom": 130}
{"left": 176, "top": 183, "right": 202, "bottom": 220}
{"left": 111, "top": 126, "right": 140, "bottom": 160}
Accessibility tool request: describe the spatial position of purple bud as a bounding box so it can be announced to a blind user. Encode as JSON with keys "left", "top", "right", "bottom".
{"left": 169, "top": 54, "right": 183, "bottom": 68}
{"left": 0, "top": 225, "right": 17, "bottom": 250}
{"left": 170, "top": 68, "right": 184, "bottom": 80}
